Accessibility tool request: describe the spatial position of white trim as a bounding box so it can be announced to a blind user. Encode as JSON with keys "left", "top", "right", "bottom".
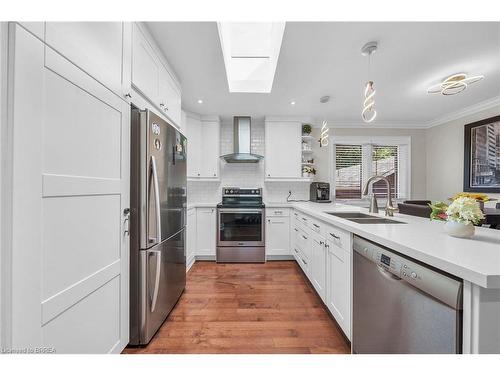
{"left": 300, "top": 95, "right": 500, "bottom": 130}
{"left": 319, "top": 120, "right": 427, "bottom": 129}
{"left": 426, "top": 95, "right": 500, "bottom": 128}
{"left": 264, "top": 115, "right": 316, "bottom": 124}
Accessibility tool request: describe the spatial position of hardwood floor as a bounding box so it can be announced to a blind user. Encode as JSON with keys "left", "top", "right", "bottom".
{"left": 123, "top": 261, "right": 351, "bottom": 354}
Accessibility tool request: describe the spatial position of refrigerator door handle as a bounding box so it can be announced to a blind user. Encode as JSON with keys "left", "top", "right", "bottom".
{"left": 149, "top": 250, "right": 162, "bottom": 313}
{"left": 150, "top": 155, "right": 162, "bottom": 244}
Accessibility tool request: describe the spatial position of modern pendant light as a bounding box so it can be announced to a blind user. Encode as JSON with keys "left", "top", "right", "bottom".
{"left": 361, "top": 41, "right": 378, "bottom": 123}
{"left": 319, "top": 120, "right": 329, "bottom": 147}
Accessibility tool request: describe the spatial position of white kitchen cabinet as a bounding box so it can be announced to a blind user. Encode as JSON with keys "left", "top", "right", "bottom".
{"left": 311, "top": 232, "right": 327, "bottom": 303}
{"left": 45, "top": 22, "right": 131, "bottom": 101}
{"left": 264, "top": 120, "right": 301, "bottom": 179}
{"left": 265, "top": 216, "right": 290, "bottom": 257}
{"left": 196, "top": 207, "right": 216, "bottom": 257}
{"left": 326, "top": 239, "right": 351, "bottom": 339}
{"left": 186, "top": 207, "right": 197, "bottom": 270}
{"left": 158, "top": 65, "right": 181, "bottom": 127}
{"left": 131, "top": 23, "right": 181, "bottom": 128}
{"left": 132, "top": 23, "right": 160, "bottom": 105}
{"left": 186, "top": 114, "right": 220, "bottom": 180}
{"left": 4, "top": 24, "right": 130, "bottom": 353}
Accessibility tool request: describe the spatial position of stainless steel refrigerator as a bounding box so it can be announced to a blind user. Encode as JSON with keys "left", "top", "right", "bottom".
{"left": 129, "top": 108, "right": 187, "bottom": 345}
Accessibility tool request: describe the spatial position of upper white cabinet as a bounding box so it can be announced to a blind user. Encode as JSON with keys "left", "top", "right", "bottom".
{"left": 45, "top": 22, "right": 131, "bottom": 100}
{"left": 186, "top": 114, "right": 220, "bottom": 180}
{"left": 158, "top": 63, "right": 181, "bottom": 126}
{"left": 132, "top": 23, "right": 159, "bottom": 103}
{"left": 131, "top": 23, "right": 181, "bottom": 128}
{"left": 264, "top": 119, "right": 302, "bottom": 180}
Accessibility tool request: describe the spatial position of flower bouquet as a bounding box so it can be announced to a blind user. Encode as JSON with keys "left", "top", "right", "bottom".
{"left": 430, "top": 197, "right": 484, "bottom": 238}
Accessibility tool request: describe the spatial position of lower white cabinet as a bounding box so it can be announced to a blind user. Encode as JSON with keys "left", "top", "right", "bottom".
{"left": 326, "top": 239, "right": 351, "bottom": 339}
{"left": 265, "top": 208, "right": 290, "bottom": 258}
{"left": 311, "top": 232, "right": 327, "bottom": 303}
{"left": 196, "top": 207, "right": 216, "bottom": 256}
{"left": 186, "top": 208, "right": 196, "bottom": 270}
{"left": 290, "top": 209, "right": 351, "bottom": 339}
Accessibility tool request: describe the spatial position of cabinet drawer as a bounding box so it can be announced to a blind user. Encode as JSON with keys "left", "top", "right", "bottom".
{"left": 296, "top": 227, "right": 311, "bottom": 259}
{"left": 325, "top": 225, "right": 351, "bottom": 252}
{"left": 327, "top": 241, "right": 347, "bottom": 262}
{"left": 266, "top": 207, "right": 290, "bottom": 217}
{"left": 309, "top": 217, "right": 323, "bottom": 234}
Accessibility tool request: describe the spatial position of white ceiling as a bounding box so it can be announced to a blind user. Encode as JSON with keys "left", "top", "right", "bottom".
{"left": 146, "top": 22, "right": 500, "bottom": 126}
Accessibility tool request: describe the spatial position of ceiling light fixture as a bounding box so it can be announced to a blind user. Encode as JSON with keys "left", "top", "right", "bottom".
{"left": 427, "top": 73, "right": 484, "bottom": 96}
{"left": 197, "top": 99, "right": 203, "bottom": 104}
{"left": 319, "top": 120, "right": 329, "bottom": 147}
{"left": 361, "top": 41, "right": 378, "bottom": 124}
{"left": 290, "top": 100, "right": 296, "bottom": 105}
{"left": 319, "top": 95, "right": 330, "bottom": 104}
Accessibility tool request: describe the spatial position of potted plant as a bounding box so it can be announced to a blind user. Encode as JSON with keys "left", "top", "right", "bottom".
{"left": 302, "top": 166, "right": 316, "bottom": 178}
{"left": 302, "top": 123, "right": 312, "bottom": 135}
{"left": 440, "top": 197, "right": 484, "bottom": 238}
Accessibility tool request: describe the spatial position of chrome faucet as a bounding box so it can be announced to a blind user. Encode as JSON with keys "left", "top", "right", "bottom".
{"left": 362, "top": 175, "right": 398, "bottom": 216}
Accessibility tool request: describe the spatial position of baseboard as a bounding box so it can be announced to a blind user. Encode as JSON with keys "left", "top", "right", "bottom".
{"left": 195, "top": 255, "right": 216, "bottom": 261}
{"left": 186, "top": 255, "right": 196, "bottom": 272}
{"left": 266, "top": 255, "right": 295, "bottom": 261}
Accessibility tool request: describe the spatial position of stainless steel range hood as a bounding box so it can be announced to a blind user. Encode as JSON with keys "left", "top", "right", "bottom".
{"left": 220, "top": 116, "right": 263, "bottom": 163}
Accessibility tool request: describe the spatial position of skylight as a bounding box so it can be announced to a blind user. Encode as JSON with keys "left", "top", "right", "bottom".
{"left": 217, "top": 22, "right": 286, "bottom": 93}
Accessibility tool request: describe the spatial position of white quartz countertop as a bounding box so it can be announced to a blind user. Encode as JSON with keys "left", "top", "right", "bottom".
{"left": 267, "top": 201, "right": 500, "bottom": 289}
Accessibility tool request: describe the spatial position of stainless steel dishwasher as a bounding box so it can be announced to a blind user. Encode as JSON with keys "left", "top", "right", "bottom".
{"left": 353, "top": 235, "right": 463, "bottom": 354}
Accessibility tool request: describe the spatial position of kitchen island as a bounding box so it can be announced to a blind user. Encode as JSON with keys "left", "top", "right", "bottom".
{"left": 266, "top": 201, "right": 500, "bottom": 353}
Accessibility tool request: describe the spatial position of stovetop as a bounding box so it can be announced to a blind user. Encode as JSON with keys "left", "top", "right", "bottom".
{"left": 217, "top": 187, "right": 264, "bottom": 209}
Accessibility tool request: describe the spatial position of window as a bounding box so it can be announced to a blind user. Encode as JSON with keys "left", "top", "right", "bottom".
{"left": 332, "top": 137, "right": 410, "bottom": 200}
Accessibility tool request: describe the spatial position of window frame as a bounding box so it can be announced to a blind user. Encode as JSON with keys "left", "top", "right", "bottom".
{"left": 329, "top": 136, "right": 412, "bottom": 203}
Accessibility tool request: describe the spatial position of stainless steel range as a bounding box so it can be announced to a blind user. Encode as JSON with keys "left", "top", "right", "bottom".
{"left": 217, "top": 188, "right": 265, "bottom": 263}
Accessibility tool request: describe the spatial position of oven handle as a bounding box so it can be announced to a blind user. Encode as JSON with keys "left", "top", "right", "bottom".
{"left": 217, "top": 208, "right": 263, "bottom": 213}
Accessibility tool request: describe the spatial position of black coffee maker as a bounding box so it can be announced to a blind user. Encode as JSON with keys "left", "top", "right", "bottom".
{"left": 310, "top": 182, "right": 331, "bottom": 203}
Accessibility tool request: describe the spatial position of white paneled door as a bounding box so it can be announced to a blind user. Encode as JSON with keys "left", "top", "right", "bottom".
{"left": 6, "top": 24, "right": 130, "bottom": 353}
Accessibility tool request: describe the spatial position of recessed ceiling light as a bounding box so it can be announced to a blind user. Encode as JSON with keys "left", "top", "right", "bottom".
{"left": 290, "top": 100, "right": 296, "bottom": 105}
{"left": 319, "top": 95, "right": 330, "bottom": 103}
{"left": 197, "top": 99, "right": 203, "bottom": 104}
{"left": 427, "top": 73, "right": 484, "bottom": 96}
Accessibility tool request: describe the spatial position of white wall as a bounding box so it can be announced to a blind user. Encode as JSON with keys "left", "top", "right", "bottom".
{"left": 426, "top": 105, "right": 500, "bottom": 206}
{"left": 312, "top": 127, "right": 428, "bottom": 199}
{"left": 187, "top": 119, "right": 310, "bottom": 204}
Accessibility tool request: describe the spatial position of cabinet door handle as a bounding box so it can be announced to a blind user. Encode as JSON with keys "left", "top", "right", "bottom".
{"left": 301, "top": 258, "right": 308, "bottom": 266}
{"left": 302, "top": 235, "right": 308, "bottom": 240}
{"left": 274, "top": 210, "right": 282, "bottom": 214}
{"left": 313, "top": 223, "right": 320, "bottom": 228}
{"left": 330, "top": 232, "right": 340, "bottom": 240}
{"left": 125, "top": 93, "right": 132, "bottom": 99}
{"left": 294, "top": 228, "right": 298, "bottom": 232}
{"left": 302, "top": 217, "right": 307, "bottom": 221}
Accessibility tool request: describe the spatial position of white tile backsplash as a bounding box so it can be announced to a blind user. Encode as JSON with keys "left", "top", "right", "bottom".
{"left": 187, "top": 120, "right": 310, "bottom": 204}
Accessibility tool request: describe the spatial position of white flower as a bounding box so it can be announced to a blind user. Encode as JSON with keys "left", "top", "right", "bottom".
{"left": 446, "top": 197, "right": 484, "bottom": 225}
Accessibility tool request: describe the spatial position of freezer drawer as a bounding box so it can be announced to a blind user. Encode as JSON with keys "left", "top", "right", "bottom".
{"left": 130, "top": 228, "right": 186, "bottom": 345}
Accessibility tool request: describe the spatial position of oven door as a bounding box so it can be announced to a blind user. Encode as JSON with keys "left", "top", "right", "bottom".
{"left": 217, "top": 208, "right": 264, "bottom": 247}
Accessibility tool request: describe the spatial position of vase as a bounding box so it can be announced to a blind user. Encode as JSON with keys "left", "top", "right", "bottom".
{"left": 444, "top": 221, "right": 475, "bottom": 238}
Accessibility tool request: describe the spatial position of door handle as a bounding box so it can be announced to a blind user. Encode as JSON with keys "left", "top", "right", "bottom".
{"left": 149, "top": 250, "right": 162, "bottom": 312}
{"left": 150, "top": 156, "right": 161, "bottom": 244}
{"left": 330, "top": 232, "right": 340, "bottom": 240}
{"left": 123, "top": 208, "right": 130, "bottom": 236}
{"left": 377, "top": 265, "right": 402, "bottom": 281}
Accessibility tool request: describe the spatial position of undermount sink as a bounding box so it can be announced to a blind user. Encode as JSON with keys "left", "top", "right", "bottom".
{"left": 325, "top": 212, "right": 406, "bottom": 224}
{"left": 326, "top": 212, "right": 375, "bottom": 219}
